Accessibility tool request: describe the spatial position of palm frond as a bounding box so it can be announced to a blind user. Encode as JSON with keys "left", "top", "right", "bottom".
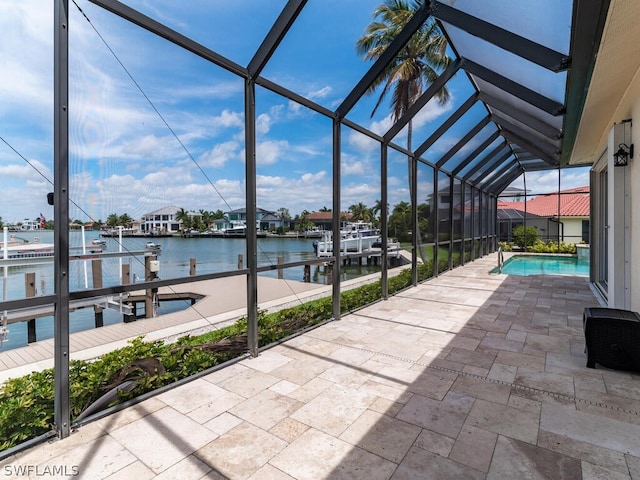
{"left": 356, "top": 0, "right": 452, "bottom": 121}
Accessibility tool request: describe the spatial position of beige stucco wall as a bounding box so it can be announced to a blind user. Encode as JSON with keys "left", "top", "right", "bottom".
{"left": 561, "top": 217, "right": 587, "bottom": 245}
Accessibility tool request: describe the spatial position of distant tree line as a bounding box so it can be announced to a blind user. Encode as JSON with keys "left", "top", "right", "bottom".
{"left": 175, "top": 208, "right": 225, "bottom": 233}
{"left": 3, "top": 196, "right": 432, "bottom": 239}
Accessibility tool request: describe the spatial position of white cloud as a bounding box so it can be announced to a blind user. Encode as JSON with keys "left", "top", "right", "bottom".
{"left": 120, "top": 134, "right": 175, "bottom": 159}
{"left": 287, "top": 101, "right": 303, "bottom": 117}
{"left": 0, "top": 3, "right": 52, "bottom": 123}
{"left": 199, "top": 141, "right": 240, "bottom": 168}
{"left": 300, "top": 171, "right": 327, "bottom": 183}
{"left": 142, "top": 167, "right": 193, "bottom": 186}
{"left": 256, "top": 175, "right": 285, "bottom": 187}
{"left": 308, "top": 86, "right": 332, "bottom": 100}
{"left": 213, "top": 109, "right": 244, "bottom": 129}
{"left": 69, "top": 170, "right": 247, "bottom": 220}
{"left": 347, "top": 128, "right": 379, "bottom": 154}
{"left": 0, "top": 159, "right": 52, "bottom": 182}
{"left": 340, "top": 182, "right": 380, "bottom": 210}
{"left": 369, "top": 116, "right": 394, "bottom": 137}
{"left": 506, "top": 167, "right": 590, "bottom": 195}
{"left": 256, "top": 171, "right": 331, "bottom": 212}
{"left": 413, "top": 97, "right": 455, "bottom": 129}
{"left": 257, "top": 140, "right": 289, "bottom": 166}
{"left": 256, "top": 113, "right": 272, "bottom": 135}
{"left": 342, "top": 160, "right": 365, "bottom": 176}
{"left": 353, "top": 94, "right": 455, "bottom": 151}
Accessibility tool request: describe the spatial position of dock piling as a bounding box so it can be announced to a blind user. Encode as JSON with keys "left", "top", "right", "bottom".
{"left": 92, "top": 260, "right": 104, "bottom": 327}
{"left": 25, "top": 273, "right": 36, "bottom": 343}
{"left": 303, "top": 264, "right": 311, "bottom": 282}
{"left": 145, "top": 255, "right": 158, "bottom": 319}
{"left": 121, "top": 263, "right": 135, "bottom": 323}
{"left": 277, "top": 256, "right": 284, "bottom": 279}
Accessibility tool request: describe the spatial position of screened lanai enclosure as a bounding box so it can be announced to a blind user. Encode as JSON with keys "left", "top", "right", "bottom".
{"left": 0, "top": 0, "right": 608, "bottom": 451}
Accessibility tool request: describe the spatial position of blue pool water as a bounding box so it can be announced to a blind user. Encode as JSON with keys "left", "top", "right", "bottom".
{"left": 493, "top": 255, "right": 589, "bottom": 277}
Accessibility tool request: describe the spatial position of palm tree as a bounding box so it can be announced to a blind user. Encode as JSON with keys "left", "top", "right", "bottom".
{"left": 358, "top": 1, "right": 451, "bottom": 260}
{"left": 106, "top": 213, "right": 120, "bottom": 227}
{"left": 389, "top": 200, "right": 412, "bottom": 242}
{"left": 349, "top": 202, "right": 372, "bottom": 222}
{"left": 118, "top": 213, "right": 133, "bottom": 228}
{"left": 175, "top": 207, "right": 191, "bottom": 233}
{"left": 356, "top": 0, "right": 450, "bottom": 151}
{"left": 199, "top": 209, "right": 213, "bottom": 230}
{"left": 297, "top": 211, "right": 314, "bottom": 232}
{"left": 372, "top": 199, "right": 389, "bottom": 227}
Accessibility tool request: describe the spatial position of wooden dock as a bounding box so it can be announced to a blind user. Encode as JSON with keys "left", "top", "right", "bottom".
{"left": 0, "top": 276, "right": 332, "bottom": 383}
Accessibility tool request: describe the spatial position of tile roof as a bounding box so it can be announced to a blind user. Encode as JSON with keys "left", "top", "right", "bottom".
{"left": 498, "top": 186, "right": 589, "bottom": 218}
{"left": 142, "top": 205, "right": 181, "bottom": 216}
{"left": 305, "top": 211, "right": 352, "bottom": 221}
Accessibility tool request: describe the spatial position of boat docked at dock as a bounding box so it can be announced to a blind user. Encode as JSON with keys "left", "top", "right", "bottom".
{"left": 312, "top": 222, "right": 401, "bottom": 259}
{"left": 300, "top": 227, "right": 325, "bottom": 238}
{"left": 1, "top": 236, "right": 55, "bottom": 259}
{"left": 214, "top": 222, "right": 268, "bottom": 238}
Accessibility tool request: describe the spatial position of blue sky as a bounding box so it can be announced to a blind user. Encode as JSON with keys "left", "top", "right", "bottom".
{"left": 0, "top": 0, "right": 589, "bottom": 224}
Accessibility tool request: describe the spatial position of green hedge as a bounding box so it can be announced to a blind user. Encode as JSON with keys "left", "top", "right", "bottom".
{"left": 499, "top": 240, "right": 577, "bottom": 254}
{"left": 527, "top": 240, "right": 577, "bottom": 254}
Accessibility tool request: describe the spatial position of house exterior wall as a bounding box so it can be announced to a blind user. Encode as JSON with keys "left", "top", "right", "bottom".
{"left": 630, "top": 88, "right": 640, "bottom": 312}
{"left": 141, "top": 209, "right": 181, "bottom": 233}
{"left": 561, "top": 217, "right": 588, "bottom": 244}
{"left": 591, "top": 64, "right": 640, "bottom": 311}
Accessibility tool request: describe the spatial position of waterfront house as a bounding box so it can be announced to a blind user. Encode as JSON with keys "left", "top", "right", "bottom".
{"left": 140, "top": 206, "right": 183, "bottom": 235}
{"left": 18, "top": 219, "right": 41, "bottom": 231}
{"left": 258, "top": 212, "right": 290, "bottom": 231}
{"left": 226, "top": 207, "right": 274, "bottom": 225}
{"left": 212, "top": 207, "right": 278, "bottom": 233}
{"left": 303, "top": 211, "right": 352, "bottom": 231}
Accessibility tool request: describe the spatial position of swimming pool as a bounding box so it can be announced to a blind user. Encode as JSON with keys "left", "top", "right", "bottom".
{"left": 492, "top": 254, "right": 589, "bottom": 277}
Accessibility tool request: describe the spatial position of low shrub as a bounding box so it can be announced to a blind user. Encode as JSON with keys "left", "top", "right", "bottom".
{"left": 498, "top": 241, "right": 512, "bottom": 252}
{"left": 527, "top": 240, "right": 577, "bottom": 254}
{"left": 512, "top": 225, "right": 539, "bottom": 248}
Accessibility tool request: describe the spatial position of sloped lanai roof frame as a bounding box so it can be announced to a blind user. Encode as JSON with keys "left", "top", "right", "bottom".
{"left": 40, "top": 0, "right": 611, "bottom": 442}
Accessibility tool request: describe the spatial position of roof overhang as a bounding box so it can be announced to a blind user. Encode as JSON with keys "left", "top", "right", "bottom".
{"left": 570, "top": 0, "right": 640, "bottom": 165}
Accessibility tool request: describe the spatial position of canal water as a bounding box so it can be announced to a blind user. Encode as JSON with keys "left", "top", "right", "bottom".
{"left": 1, "top": 230, "right": 381, "bottom": 351}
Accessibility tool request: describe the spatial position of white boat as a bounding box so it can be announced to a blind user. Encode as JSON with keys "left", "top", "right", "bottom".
{"left": 223, "top": 224, "right": 246, "bottom": 238}
{"left": 145, "top": 241, "right": 161, "bottom": 251}
{"left": 219, "top": 221, "right": 267, "bottom": 238}
{"left": 1, "top": 236, "right": 55, "bottom": 259}
{"left": 301, "top": 227, "right": 325, "bottom": 238}
{"left": 313, "top": 222, "right": 387, "bottom": 257}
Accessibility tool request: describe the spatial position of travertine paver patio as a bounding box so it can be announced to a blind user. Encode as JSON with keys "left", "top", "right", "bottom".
{"left": 3, "top": 253, "right": 640, "bottom": 479}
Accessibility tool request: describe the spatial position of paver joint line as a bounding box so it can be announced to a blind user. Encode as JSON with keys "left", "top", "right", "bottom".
{"left": 311, "top": 336, "right": 640, "bottom": 417}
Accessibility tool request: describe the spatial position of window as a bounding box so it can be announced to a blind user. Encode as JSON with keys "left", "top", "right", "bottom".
{"left": 582, "top": 220, "right": 589, "bottom": 243}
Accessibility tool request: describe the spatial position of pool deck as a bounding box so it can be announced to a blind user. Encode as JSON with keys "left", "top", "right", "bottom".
{"left": 4, "top": 253, "right": 640, "bottom": 479}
